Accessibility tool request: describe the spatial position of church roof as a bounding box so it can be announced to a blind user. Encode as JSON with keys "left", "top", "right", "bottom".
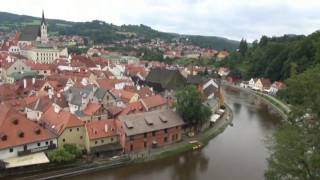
{"left": 41, "top": 10, "right": 47, "bottom": 25}
{"left": 19, "top": 25, "right": 40, "bottom": 41}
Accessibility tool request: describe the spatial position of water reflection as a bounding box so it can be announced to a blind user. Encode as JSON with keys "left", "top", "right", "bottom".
{"left": 170, "top": 151, "right": 209, "bottom": 180}
{"left": 67, "top": 87, "right": 280, "bottom": 180}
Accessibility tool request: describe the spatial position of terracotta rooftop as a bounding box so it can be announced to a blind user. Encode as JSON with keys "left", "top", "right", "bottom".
{"left": 83, "top": 103, "right": 101, "bottom": 116}
{"left": 0, "top": 104, "right": 56, "bottom": 150}
{"left": 85, "top": 119, "right": 118, "bottom": 140}
{"left": 140, "top": 95, "right": 167, "bottom": 111}
{"left": 41, "top": 106, "right": 84, "bottom": 135}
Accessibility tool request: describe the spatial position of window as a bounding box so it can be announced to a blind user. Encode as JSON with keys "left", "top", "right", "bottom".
{"left": 63, "top": 138, "right": 65, "bottom": 142}
{"left": 144, "top": 133, "right": 147, "bottom": 138}
{"left": 77, "top": 128, "right": 79, "bottom": 131}
{"left": 37, "top": 143, "right": 41, "bottom": 147}
{"left": 46, "top": 141, "right": 48, "bottom": 145}
{"left": 164, "top": 129, "right": 168, "bottom": 133}
{"left": 14, "top": 67, "right": 16, "bottom": 70}
{"left": 95, "top": 141, "right": 98, "bottom": 144}
{"left": 130, "top": 136, "right": 134, "bottom": 141}
{"left": 111, "top": 138, "right": 114, "bottom": 142}
{"left": 164, "top": 137, "right": 168, "bottom": 142}
{"left": 80, "top": 136, "right": 83, "bottom": 139}
{"left": 130, "top": 144, "right": 133, "bottom": 151}
{"left": 152, "top": 131, "right": 156, "bottom": 137}
{"left": 9, "top": 148, "right": 13, "bottom": 153}
{"left": 101, "top": 139, "right": 104, "bottom": 143}
{"left": 69, "top": 129, "right": 72, "bottom": 132}
{"left": 144, "top": 142, "right": 147, "bottom": 148}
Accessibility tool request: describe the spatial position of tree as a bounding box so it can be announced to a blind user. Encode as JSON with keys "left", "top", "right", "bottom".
{"left": 63, "top": 144, "right": 82, "bottom": 158}
{"left": 47, "top": 148, "right": 76, "bottom": 163}
{"left": 265, "top": 124, "right": 320, "bottom": 180}
{"left": 266, "top": 65, "right": 320, "bottom": 179}
{"left": 175, "top": 85, "right": 212, "bottom": 132}
{"left": 239, "top": 38, "right": 248, "bottom": 56}
{"left": 47, "top": 144, "right": 82, "bottom": 163}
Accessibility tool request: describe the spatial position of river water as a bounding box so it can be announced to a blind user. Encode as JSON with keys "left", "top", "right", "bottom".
{"left": 68, "top": 87, "right": 281, "bottom": 180}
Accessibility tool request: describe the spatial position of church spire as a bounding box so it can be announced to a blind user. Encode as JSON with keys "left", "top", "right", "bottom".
{"left": 41, "top": 10, "right": 46, "bottom": 25}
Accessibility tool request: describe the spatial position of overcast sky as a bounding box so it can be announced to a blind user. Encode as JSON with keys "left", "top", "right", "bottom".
{"left": 1, "top": 0, "right": 320, "bottom": 41}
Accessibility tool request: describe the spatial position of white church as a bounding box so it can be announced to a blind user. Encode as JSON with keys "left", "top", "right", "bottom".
{"left": 19, "top": 11, "right": 68, "bottom": 64}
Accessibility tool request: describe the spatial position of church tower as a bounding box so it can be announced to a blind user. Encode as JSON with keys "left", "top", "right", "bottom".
{"left": 40, "top": 10, "right": 48, "bottom": 43}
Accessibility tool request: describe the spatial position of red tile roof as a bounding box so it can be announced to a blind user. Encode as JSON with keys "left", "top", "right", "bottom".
{"left": 97, "top": 79, "right": 114, "bottom": 90}
{"left": 0, "top": 104, "right": 56, "bottom": 150}
{"left": 140, "top": 95, "right": 167, "bottom": 110}
{"left": 120, "top": 101, "right": 144, "bottom": 116}
{"left": 85, "top": 119, "right": 118, "bottom": 140}
{"left": 83, "top": 103, "right": 101, "bottom": 116}
{"left": 260, "top": 78, "right": 272, "bottom": 88}
{"left": 41, "top": 106, "right": 84, "bottom": 135}
{"left": 111, "top": 89, "right": 137, "bottom": 103}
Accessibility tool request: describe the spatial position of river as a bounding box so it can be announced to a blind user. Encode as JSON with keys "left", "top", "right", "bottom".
{"left": 68, "top": 87, "right": 281, "bottom": 180}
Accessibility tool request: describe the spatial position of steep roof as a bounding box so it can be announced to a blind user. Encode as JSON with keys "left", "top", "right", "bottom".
{"left": 85, "top": 119, "right": 118, "bottom": 140}
{"left": 19, "top": 25, "right": 40, "bottom": 41}
{"left": 187, "top": 75, "right": 209, "bottom": 85}
{"left": 0, "top": 104, "right": 56, "bottom": 150}
{"left": 140, "top": 95, "right": 167, "bottom": 111}
{"left": 83, "top": 103, "right": 101, "bottom": 116}
{"left": 41, "top": 106, "right": 84, "bottom": 135}
{"left": 26, "top": 96, "right": 51, "bottom": 112}
{"left": 145, "top": 68, "right": 187, "bottom": 90}
{"left": 260, "top": 78, "right": 272, "bottom": 88}
{"left": 119, "top": 109, "right": 184, "bottom": 136}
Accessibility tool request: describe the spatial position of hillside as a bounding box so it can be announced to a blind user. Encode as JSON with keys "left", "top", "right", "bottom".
{"left": 0, "top": 11, "right": 239, "bottom": 50}
{"left": 217, "top": 32, "right": 320, "bottom": 81}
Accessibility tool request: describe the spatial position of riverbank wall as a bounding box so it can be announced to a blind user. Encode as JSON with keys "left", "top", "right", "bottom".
{"left": 223, "top": 82, "right": 290, "bottom": 120}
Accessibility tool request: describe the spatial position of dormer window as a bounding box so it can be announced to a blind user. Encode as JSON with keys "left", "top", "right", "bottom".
{"left": 18, "top": 131, "right": 24, "bottom": 138}
{"left": 11, "top": 118, "right": 19, "bottom": 125}
{"left": 34, "top": 127, "right": 41, "bottom": 135}
{"left": 0, "top": 133, "right": 7, "bottom": 141}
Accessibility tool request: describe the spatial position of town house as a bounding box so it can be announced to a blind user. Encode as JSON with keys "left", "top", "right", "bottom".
{"left": 118, "top": 109, "right": 184, "bottom": 153}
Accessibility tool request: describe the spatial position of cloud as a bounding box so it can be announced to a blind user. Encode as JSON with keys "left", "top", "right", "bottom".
{"left": 1, "top": 0, "right": 320, "bottom": 41}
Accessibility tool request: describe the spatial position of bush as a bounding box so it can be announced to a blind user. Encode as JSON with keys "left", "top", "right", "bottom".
{"left": 47, "top": 144, "right": 82, "bottom": 163}
{"left": 63, "top": 144, "right": 82, "bottom": 158}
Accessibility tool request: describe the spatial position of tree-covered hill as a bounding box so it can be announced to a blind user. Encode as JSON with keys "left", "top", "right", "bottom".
{"left": 217, "top": 32, "right": 320, "bottom": 81}
{"left": 0, "top": 11, "right": 239, "bottom": 50}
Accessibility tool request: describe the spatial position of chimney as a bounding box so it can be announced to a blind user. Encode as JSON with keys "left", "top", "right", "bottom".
{"left": 104, "top": 124, "right": 108, "bottom": 132}
{"left": 48, "top": 89, "right": 53, "bottom": 99}
{"left": 32, "top": 78, "right": 35, "bottom": 85}
{"left": 23, "top": 79, "right": 27, "bottom": 89}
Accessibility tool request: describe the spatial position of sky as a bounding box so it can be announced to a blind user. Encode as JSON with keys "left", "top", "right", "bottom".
{"left": 1, "top": 0, "right": 320, "bottom": 41}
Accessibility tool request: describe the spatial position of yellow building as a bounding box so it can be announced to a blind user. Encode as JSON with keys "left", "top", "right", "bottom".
{"left": 41, "top": 106, "right": 85, "bottom": 149}
{"left": 84, "top": 119, "right": 121, "bottom": 155}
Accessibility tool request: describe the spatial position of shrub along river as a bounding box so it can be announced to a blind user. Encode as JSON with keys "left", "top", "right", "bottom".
{"left": 68, "top": 86, "right": 281, "bottom": 180}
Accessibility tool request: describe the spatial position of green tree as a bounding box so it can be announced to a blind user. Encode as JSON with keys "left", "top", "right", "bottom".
{"left": 47, "top": 148, "right": 76, "bottom": 163}
{"left": 239, "top": 38, "right": 248, "bottom": 56}
{"left": 266, "top": 65, "right": 320, "bottom": 179}
{"left": 175, "top": 85, "right": 212, "bottom": 132}
{"left": 63, "top": 144, "right": 82, "bottom": 158}
{"left": 47, "top": 144, "right": 82, "bottom": 163}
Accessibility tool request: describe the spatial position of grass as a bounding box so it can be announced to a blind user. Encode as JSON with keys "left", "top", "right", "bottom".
{"left": 155, "top": 143, "right": 194, "bottom": 159}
